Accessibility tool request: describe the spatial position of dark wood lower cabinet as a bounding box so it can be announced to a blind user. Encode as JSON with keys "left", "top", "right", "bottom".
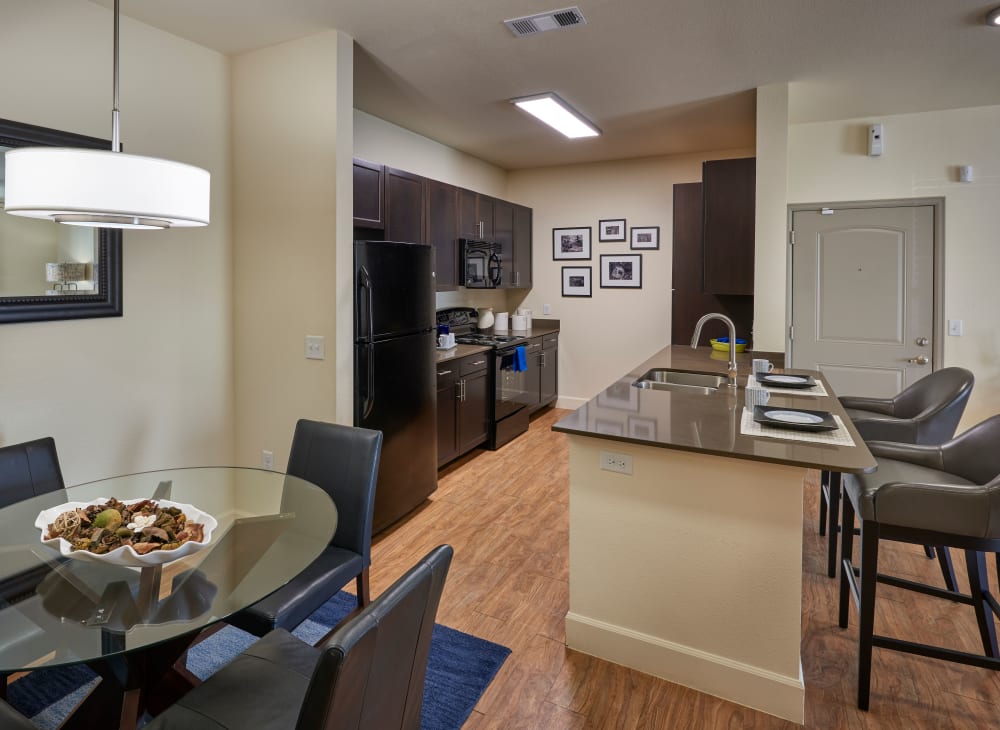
{"left": 527, "top": 333, "right": 558, "bottom": 414}
{"left": 437, "top": 354, "right": 489, "bottom": 468}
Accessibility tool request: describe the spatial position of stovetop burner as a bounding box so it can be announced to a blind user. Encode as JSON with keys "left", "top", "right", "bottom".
{"left": 454, "top": 333, "right": 528, "bottom": 347}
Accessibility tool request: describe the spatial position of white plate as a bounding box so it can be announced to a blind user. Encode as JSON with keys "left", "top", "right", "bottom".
{"left": 764, "top": 375, "right": 810, "bottom": 384}
{"left": 36, "top": 498, "right": 218, "bottom": 567}
{"left": 761, "top": 410, "right": 825, "bottom": 424}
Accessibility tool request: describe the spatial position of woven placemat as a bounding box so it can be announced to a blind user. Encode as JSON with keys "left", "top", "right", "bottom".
{"left": 748, "top": 373, "right": 829, "bottom": 397}
{"left": 740, "top": 407, "right": 855, "bottom": 446}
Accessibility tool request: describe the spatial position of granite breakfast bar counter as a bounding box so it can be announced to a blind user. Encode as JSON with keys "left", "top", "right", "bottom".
{"left": 552, "top": 346, "right": 876, "bottom": 723}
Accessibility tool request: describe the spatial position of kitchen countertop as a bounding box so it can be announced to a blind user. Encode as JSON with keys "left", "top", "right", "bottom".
{"left": 434, "top": 323, "right": 560, "bottom": 364}
{"left": 552, "top": 345, "right": 875, "bottom": 474}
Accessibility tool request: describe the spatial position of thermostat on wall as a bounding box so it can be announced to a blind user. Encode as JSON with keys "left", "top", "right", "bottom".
{"left": 868, "top": 124, "right": 884, "bottom": 157}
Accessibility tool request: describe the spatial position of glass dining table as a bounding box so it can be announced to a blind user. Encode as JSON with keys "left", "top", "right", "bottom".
{"left": 0, "top": 467, "right": 337, "bottom": 729}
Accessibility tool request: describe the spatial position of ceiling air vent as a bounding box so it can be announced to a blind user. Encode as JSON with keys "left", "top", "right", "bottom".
{"left": 504, "top": 7, "right": 588, "bottom": 38}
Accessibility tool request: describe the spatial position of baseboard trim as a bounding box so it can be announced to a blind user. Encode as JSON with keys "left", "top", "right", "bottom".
{"left": 555, "top": 395, "right": 588, "bottom": 410}
{"left": 565, "top": 612, "right": 804, "bottom": 723}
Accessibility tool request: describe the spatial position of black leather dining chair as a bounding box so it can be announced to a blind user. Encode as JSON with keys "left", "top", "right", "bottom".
{"left": 0, "top": 436, "right": 65, "bottom": 508}
{"left": 839, "top": 414, "right": 1000, "bottom": 710}
{"left": 146, "top": 544, "right": 453, "bottom": 730}
{"left": 227, "top": 420, "right": 383, "bottom": 638}
{"left": 819, "top": 367, "right": 974, "bottom": 578}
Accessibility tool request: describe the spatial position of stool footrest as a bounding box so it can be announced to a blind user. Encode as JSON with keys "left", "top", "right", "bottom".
{"left": 873, "top": 635, "right": 1000, "bottom": 671}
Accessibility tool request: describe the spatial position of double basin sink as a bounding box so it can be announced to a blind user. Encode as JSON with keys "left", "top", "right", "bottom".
{"left": 632, "top": 369, "right": 728, "bottom": 395}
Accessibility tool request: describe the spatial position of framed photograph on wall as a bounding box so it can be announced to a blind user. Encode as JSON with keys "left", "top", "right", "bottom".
{"left": 599, "top": 219, "right": 627, "bottom": 242}
{"left": 561, "top": 266, "right": 592, "bottom": 297}
{"left": 552, "top": 227, "right": 592, "bottom": 260}
{"left": 630, "top": 226, "right": 660, "bottom": 250}
{"left": 600, "top": 254, "right": 642, "bottom": 289}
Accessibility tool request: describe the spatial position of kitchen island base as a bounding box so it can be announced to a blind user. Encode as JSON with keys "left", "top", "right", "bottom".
{"left": 566, "top": 435, "right": 807, "bottom": 723}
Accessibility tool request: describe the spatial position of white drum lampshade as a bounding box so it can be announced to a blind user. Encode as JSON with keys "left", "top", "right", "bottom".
{"left": 4, "top": 147, "right": 210, "bottom": 229}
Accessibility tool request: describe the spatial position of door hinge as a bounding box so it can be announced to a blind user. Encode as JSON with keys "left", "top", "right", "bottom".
{"left": 788, "top": 325, "right": 794, "bottom": 341}
{"left": 788, "top": 230, "right": 795, "bottom": 245}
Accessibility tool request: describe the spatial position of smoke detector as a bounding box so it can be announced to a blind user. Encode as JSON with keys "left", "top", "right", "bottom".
{"left": 504, "top": 7, "right": 587, "bottom": 38}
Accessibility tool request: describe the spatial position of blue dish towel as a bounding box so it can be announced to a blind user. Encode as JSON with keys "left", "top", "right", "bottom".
{"left": 513, "top": 345, "right": 527, "bottom": 372}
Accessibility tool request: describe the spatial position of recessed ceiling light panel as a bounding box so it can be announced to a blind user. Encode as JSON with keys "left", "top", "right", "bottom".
{"left": 512, "top": 93, "right": 600, "bottom": 139}
{"left": 988, "top": 6, "right": 1000, "bottom": 26}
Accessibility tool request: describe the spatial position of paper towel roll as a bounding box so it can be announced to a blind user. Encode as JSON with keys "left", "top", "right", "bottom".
{"left": 495, "top": 312, "right": 509, "bottom": 330}
{"left": 511, "top": 314, "right": 527, "bottom": 330}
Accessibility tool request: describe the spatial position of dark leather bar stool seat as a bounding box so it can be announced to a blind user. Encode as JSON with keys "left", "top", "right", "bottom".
{"left": 839, "top": 414, "right": 1000, "bottom": 710}
{"left": 820, "top": 367, "right": 974, "bottom": 578}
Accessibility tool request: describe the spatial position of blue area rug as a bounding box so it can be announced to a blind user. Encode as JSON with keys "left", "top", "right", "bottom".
{"left": 8, "top": 591, "right": 510, "bottom": 729}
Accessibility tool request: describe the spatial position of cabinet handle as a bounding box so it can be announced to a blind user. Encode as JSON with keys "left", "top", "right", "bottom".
{"left": 456, "top": 380, "right": 463, "bottom": 400}
{"left": 471, "top": 360, "right": 486, "bottom": 366}
{"left": 462, "top": 380, "right": 467, "bottom": 401}
{"left": 540, "top": 352, "right": 546, "bottom": 367}
{"left": 438, "top": 369, "right": 453, "bottom": 376}
{"left": 514, "top": 271, "right": 519, "bottom": 286}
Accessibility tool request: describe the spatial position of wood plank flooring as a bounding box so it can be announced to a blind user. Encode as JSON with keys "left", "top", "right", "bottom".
{"left": 369, "top": 407, "right": 1000, "bottom": 728}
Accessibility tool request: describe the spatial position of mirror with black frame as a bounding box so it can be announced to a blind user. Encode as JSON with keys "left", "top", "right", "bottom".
{"left": 0, "top": 118, "right": 122, "bottom": 324}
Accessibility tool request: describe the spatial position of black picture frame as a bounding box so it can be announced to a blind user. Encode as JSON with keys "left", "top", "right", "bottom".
{"left": 600, "top": 254, "right": 642, "bottom": 288}
{"left": 630, "top": 226, "right": 660, "bottom": 250}
{"left": 561, "top": 266, "right": 592, "bottom": 297}
{"left": 552, "top": 227, "right": 592, "bottom": 260}
{"left": 599, "top": 218, "right": 626, "bottom": 242}
{"left": 0, "top": 117, "right": 123, "bottom": 324}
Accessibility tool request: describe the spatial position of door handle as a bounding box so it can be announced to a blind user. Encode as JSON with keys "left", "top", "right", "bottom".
{"left": 907, "top": 355, "right": 930, "bottom": 365}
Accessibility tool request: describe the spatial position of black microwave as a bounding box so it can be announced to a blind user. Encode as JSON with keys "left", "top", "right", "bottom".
{"left": 460, "top": 239, "right": 502, "bottom": 289}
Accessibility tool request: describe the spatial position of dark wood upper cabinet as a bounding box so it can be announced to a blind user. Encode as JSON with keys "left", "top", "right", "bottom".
{"left": 385, "top": 167, "right": 426, "bottom": 244}
{"left": 702, "top": 157, "right": 756, "bottom": 295}
{"left": 353, "top": 158, "right": 384, "bottom": 228}
{"left": 458, "top": 188, "right": 493, "bottom": 241}
{"left": 426, "top": 178, "right": 459, "bottom": 290}
{"left": 493, "top": 199, "right": 514, "bottom": 286}
{"left": 512, "top": 204, "right": 532, "bottom": 288}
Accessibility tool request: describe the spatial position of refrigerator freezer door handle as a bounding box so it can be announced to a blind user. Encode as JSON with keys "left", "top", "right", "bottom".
{"left": 359, "top": 266, "right": 375, "bottom": 344}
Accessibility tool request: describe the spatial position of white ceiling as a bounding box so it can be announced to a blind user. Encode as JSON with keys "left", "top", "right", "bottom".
{"left": 92, "top": 0, "right": 1000, "bottom": 170}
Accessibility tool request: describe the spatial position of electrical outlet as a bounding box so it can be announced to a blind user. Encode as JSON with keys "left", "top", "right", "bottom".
{"left": 305, "top": 335, "right": 325, "bottom": 359}
{"left": 542, "top": 303, "right": 551, "bottom": 315}
{"left": 262, "top": 450, "right": 274, "bottom": 470}
{"left": 600, "top": 450, "right": 632, "bottom": 475}
{"left": 948, "top": 319, "right": 963, "bottom": 336}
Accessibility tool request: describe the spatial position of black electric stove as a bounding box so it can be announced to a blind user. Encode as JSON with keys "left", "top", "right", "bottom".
{"left": 437, "top": 307, "right": 532, "bottom": 449}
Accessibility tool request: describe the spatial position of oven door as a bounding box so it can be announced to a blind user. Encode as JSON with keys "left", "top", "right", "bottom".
{"left": 495, "top": 346, "right": 531, "bottom": 419}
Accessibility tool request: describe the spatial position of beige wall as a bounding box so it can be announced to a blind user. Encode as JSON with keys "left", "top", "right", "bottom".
{"left": 508, "top": 149, "right": 753, "bottom": 406}
{"left": 0, "top": 0, "right": 232, "bottom": 484}
{"left": 233, "top": 31, "right": 353, "bottom": 471}
{"left": 784, "top": 104, "right": 1000, "bottom": 426}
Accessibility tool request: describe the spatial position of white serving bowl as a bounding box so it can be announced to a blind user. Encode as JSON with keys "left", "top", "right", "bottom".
{"left": 35, "top": 498, "right": 218, "bottom": 568}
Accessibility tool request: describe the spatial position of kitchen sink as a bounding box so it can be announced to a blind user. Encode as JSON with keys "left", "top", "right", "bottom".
{"left": 632, "top": 369, "right": 727, "bottom": 394}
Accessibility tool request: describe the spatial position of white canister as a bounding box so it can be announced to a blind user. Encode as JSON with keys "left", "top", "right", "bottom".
{"left": 494, "top": 311, "right": 509, "bottom": 331}
{"left": 516, "top": 307, "right": 532, "bottom": 329}
{"left": 511, "top": 314, "right": 528, "bottom": 331}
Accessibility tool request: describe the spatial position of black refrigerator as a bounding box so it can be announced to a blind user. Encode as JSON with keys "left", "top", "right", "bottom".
{"left": 354, "top": 240, "right": 437, "bottom": 533}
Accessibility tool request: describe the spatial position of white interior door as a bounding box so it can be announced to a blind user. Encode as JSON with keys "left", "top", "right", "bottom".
{"left": 790, "top": 205, "right": 935, "bottom": 398}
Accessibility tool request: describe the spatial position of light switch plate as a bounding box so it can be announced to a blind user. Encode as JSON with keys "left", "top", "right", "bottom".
{"left": 948, "top": 319, "right": 963, "bottom": 336}
{"left": 305, "top": 335, "right": 325, "bottom": 359}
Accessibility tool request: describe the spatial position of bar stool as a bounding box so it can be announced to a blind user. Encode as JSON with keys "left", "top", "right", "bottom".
{"left": 819, "top": 367, "right": 974, "bottom": 577}
{"left": 839, "top": 414, "right": 1000, "bottom": 710}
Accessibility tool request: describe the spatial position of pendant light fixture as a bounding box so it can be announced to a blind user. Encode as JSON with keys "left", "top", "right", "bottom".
{"left": 3, "top": 0, "right": 210, "bottom": 229}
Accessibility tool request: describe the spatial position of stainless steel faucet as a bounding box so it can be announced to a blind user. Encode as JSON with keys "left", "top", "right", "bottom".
{"left": 691, "top": 312, "right": 738, "bottom": 386}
